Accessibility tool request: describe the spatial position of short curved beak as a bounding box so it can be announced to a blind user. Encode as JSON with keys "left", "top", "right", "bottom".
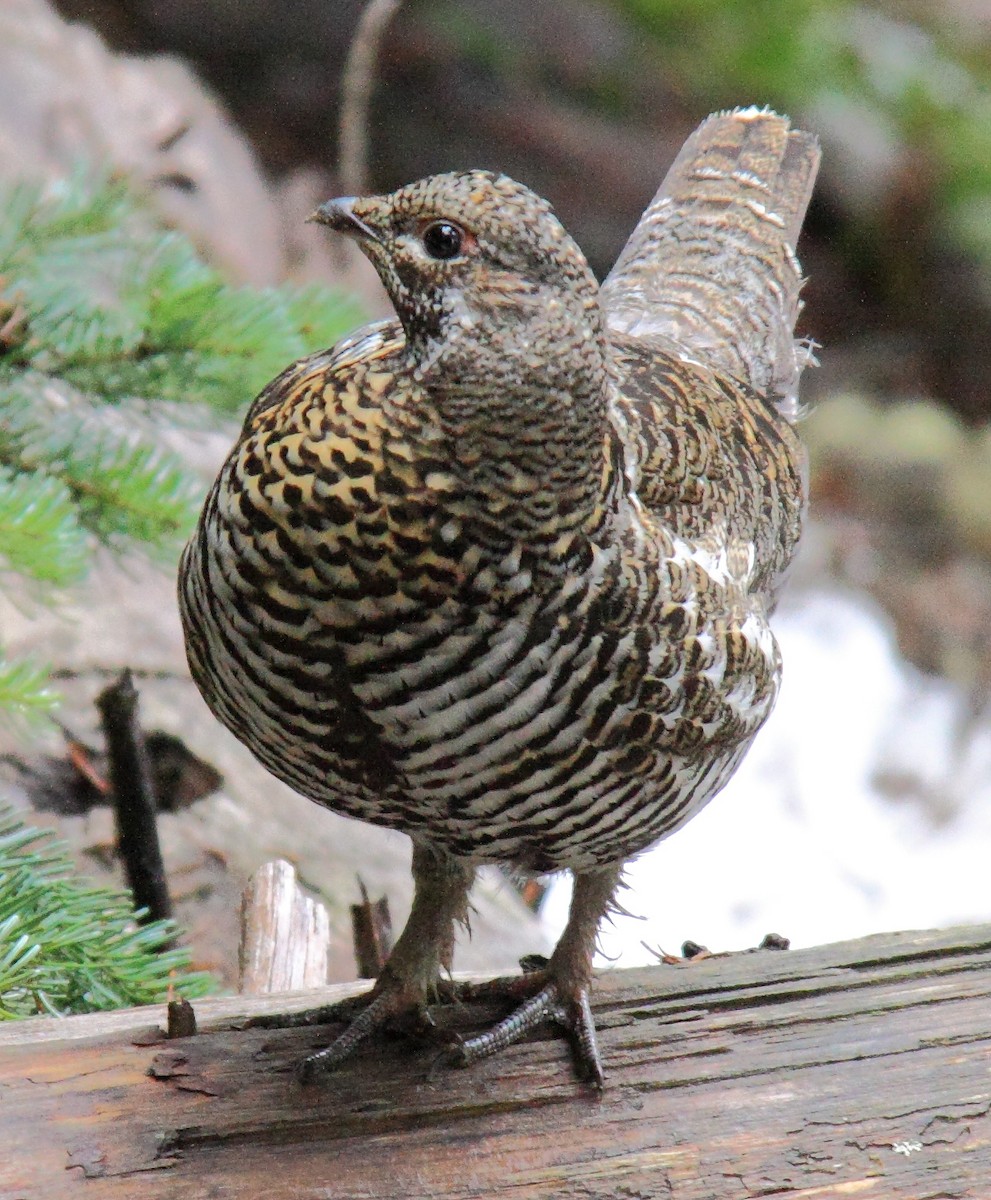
{"left": 307, "top": 197, "right": 382, "bottom": 243}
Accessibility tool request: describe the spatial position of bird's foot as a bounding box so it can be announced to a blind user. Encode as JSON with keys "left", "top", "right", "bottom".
{"left": 245, "top": 984, "right": 429, "bottom": 1078}
{"left": 296, "top": 978, "right": 438, "bottom": 1082}
{"left": 289, "top": 841, "right": 474, "bottom": 1082}
{"left": 446, "top": 964, "right": 604, "bottom": 1088}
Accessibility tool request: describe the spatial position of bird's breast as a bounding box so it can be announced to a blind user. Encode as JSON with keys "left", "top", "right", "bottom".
{"left": 180, "top": 349, "right": 783, "bottom": 872}
{"left": 184, "top": 423, "right": 779, "bottom": 873}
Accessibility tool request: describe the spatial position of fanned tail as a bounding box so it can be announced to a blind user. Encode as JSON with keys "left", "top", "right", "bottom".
{"left": 601, "top": 107, "right": 820, "bottom": 419}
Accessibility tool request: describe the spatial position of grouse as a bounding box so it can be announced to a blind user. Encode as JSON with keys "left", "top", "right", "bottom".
{"left": 180, "top": 107, "right": 820, "bottom": 1085}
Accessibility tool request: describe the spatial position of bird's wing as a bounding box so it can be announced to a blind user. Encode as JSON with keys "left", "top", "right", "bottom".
{"left": 601, "top": 107, "right": 820, "bottom": 420}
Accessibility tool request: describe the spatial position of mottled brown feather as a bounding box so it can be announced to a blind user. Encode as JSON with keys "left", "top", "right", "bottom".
{"left": 178, "top": 109, "right": 819, "bottom": 1080}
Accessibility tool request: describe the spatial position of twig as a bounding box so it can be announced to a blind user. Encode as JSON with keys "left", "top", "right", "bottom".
{"left": 350, "top": 877, "right": 393, "bottom": 978}
{"left": 166, "top": 997, "right": 197, "bottom": 1038}
{"left": 338, "top": 0, "right": 403, "bottom": 195}
{"left": 96, "top": 669, "right": 173, "bottom": 931}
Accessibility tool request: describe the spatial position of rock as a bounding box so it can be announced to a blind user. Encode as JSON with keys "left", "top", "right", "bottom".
{"left": 0, "top": 0, "right": 284, "bottom": 285}
{"left": 0, "top": 0, "right": 381, "bottom": 305}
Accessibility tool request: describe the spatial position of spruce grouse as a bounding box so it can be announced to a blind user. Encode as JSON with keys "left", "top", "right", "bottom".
{"left": 180, "top": 107, "right": 820, "bottom": 1085}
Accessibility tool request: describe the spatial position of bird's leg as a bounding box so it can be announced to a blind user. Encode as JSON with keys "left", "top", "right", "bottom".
{"left": 452, "top": 863, "right": 622, "bottom": 1087}
{"left": 300, "top": 841, "right": 474, "bottom": 1080}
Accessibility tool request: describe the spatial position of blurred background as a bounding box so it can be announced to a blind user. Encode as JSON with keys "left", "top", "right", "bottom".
{"left": 2, "top": 0, "right": 991, "bottom": 989}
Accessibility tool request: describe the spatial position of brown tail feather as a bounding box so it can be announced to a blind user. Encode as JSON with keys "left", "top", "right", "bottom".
{"left": 601, "top": 107, "right": 820, "bottom": 419}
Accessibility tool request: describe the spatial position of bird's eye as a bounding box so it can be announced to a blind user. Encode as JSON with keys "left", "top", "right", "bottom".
{"left": 421, "top": 220, "right": 465, "bottom": 260}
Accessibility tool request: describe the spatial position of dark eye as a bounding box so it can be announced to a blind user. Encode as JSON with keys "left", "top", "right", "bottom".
{"left": 421, "top": 220, "right": 464, "bottom": 260}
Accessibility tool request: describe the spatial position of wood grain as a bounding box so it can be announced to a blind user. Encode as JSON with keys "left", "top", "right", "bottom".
{"left": 239, "top": 859, "right": 331, "bottom": 993}
{"left": 2, "top": 924, "right": 989, "bottom": 1198}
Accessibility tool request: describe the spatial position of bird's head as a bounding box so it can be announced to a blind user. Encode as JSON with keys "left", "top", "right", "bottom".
{"left": 311, "top": 171, "right": 609, "bottom": 544}
{"left": 311, "top": 171, "right": 603, "bottom": 390}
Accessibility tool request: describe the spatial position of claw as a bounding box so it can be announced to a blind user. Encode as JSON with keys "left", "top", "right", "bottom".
{"left": 568, "top": 988, "right": 604, "bottom": 1087}
{"left": 298, "top": 990, "right": 385, "bottom": 1081}
{"left": 450, "top": 978, "right": 605, "bottom": 1088}
{"left": 298, "top": 987, "right": 437, "bottom": 1082}
{"left": 268, "top": 859, "right": 617, "bottom": 1087}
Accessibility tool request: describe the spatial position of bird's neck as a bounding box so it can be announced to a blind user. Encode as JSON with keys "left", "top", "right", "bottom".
{"left": 409, "top": 300, "right": 609, "bottom": 549}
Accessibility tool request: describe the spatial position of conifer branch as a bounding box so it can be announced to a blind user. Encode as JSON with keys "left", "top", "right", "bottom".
{"left": 0, "top": 171, "right": 365, "bottom": 723}
{"left": 0, "top": 805, "right": 211, "bottom": 1018}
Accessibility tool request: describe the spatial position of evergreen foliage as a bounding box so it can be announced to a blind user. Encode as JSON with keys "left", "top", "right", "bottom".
{"left": 0, "top": 656, "right": 58, "bottom": 724}
{"left": 0, "top": 171, "right": 364, "bottom": 724}
{"left": 0, "top": 805, "right": 213, "bottom": 1018}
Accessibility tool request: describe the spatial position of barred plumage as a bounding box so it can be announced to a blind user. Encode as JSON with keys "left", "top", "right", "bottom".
{"left": 180, "top": 107, "right": 820, "bottom": 1085}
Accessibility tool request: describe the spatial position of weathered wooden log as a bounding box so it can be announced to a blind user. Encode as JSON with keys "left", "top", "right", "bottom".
{"left": 2, "top": 924, "right": 989, "bottom": 1198}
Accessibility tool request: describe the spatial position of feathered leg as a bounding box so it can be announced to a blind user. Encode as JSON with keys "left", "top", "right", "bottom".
{"left": 300, "top": 840, "right": 474, "bottom": 1079}
{"left": 452, "top": 863, "right": 622, "bottom": 1088}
